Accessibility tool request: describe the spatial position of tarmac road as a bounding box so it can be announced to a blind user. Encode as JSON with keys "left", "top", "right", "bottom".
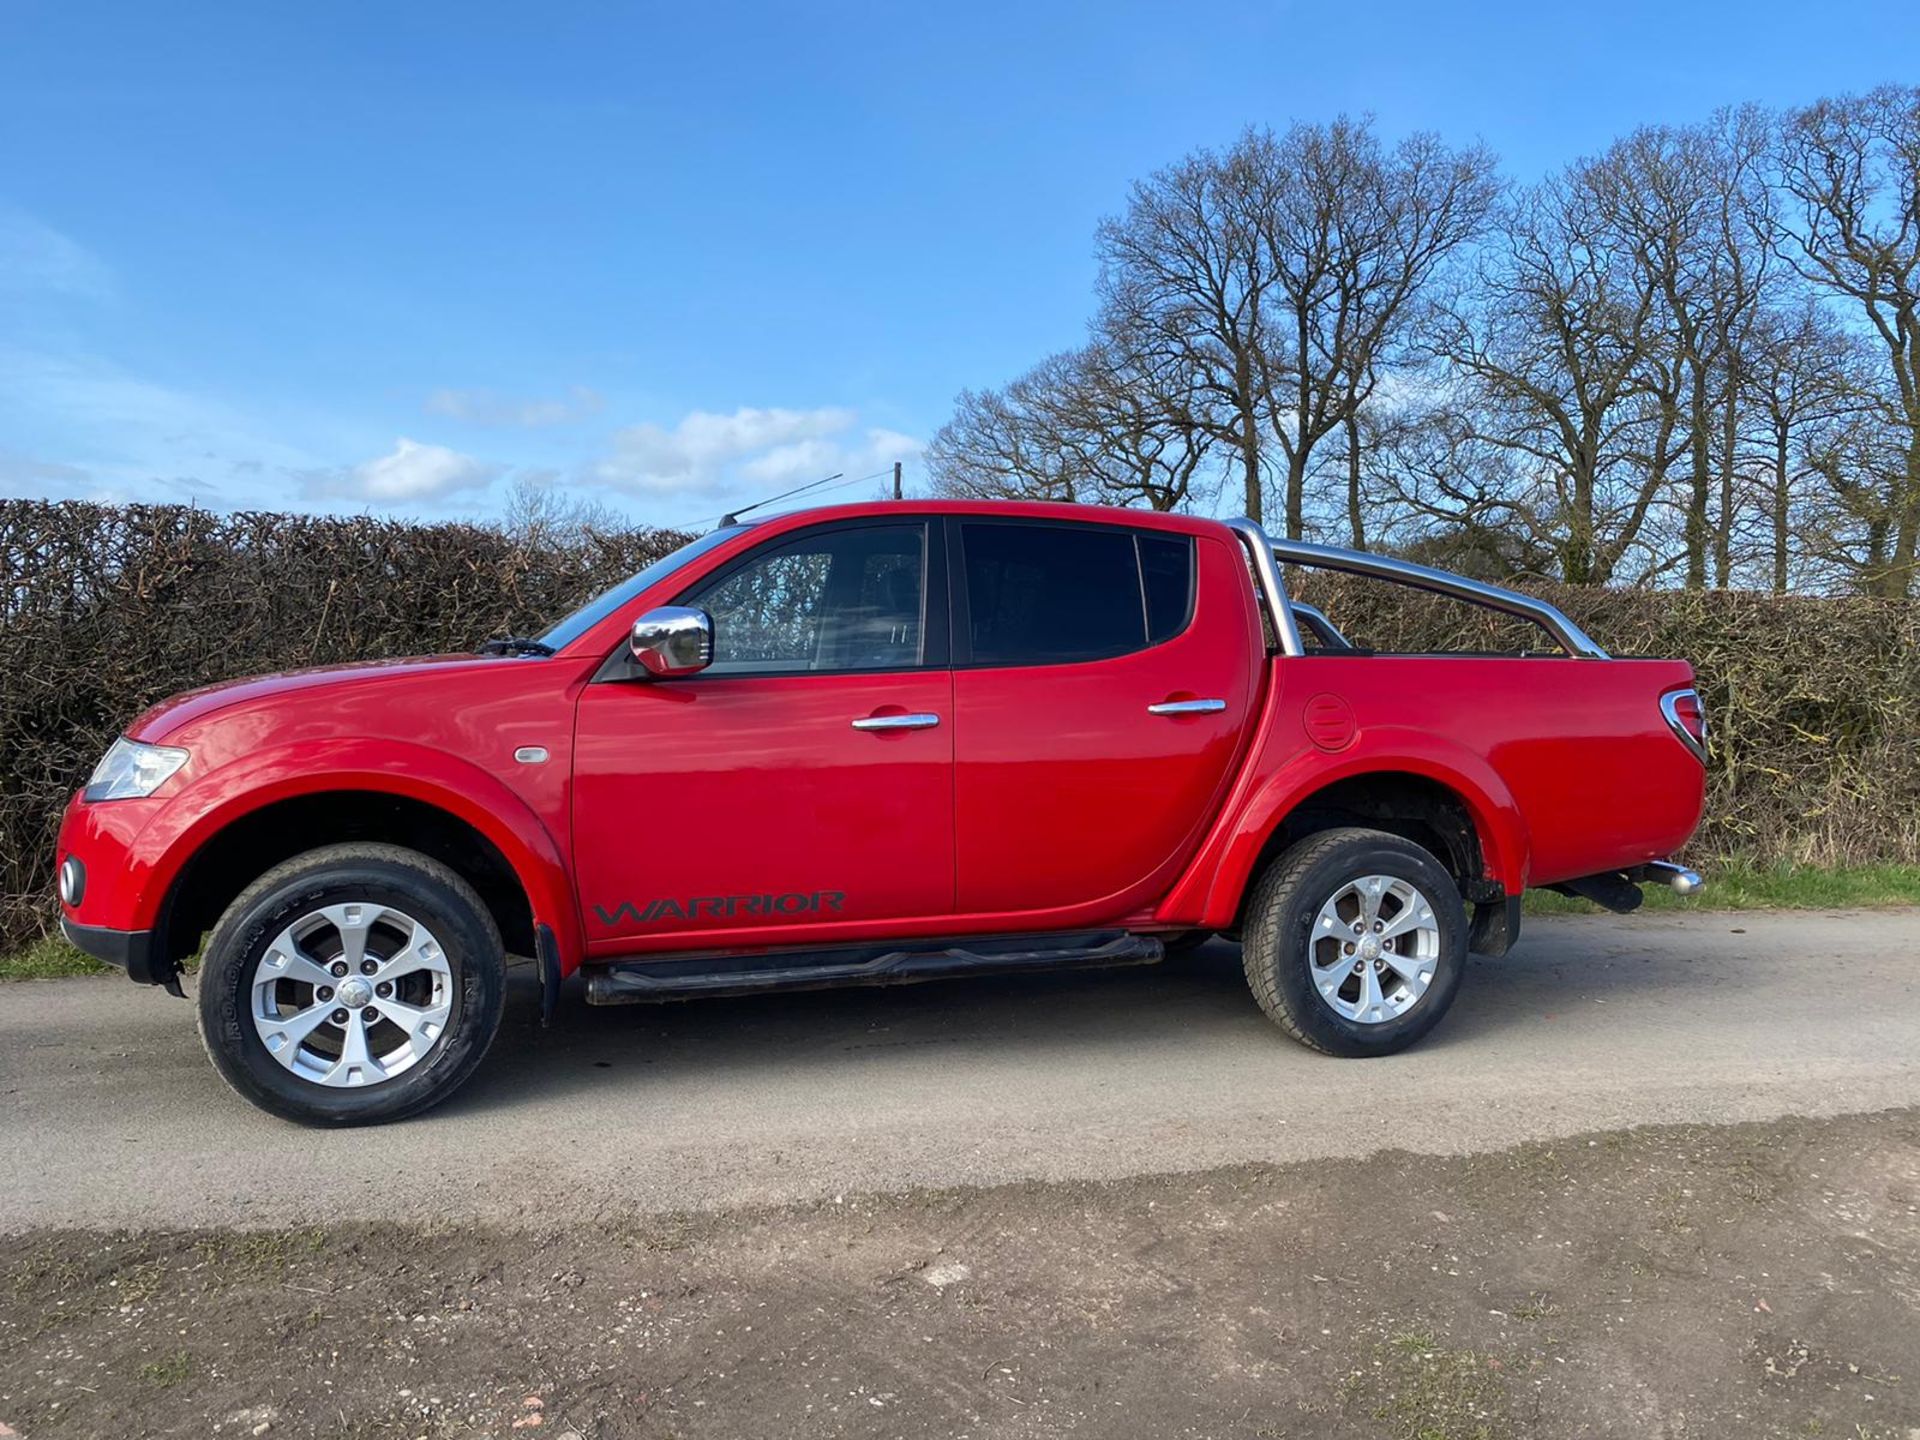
{"left": 3, "top": 908, "right": 1915, "bottom": 1232}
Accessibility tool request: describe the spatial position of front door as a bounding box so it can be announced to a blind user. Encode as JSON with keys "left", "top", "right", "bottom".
{"left": 950, "top": 518, "right": 1254, "bottom": 916}
{"left": 573, "top": 519, "right": 954, "bottom": 951}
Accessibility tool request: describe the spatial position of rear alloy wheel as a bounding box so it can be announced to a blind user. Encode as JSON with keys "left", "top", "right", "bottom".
{"left": 198, "top": 843, "right": 505, "bottom": 1125}
{"left": 1305, "top": 874, "right": 1442, "bottom": 1025}
{"left": 1242, "top": 827, "right": 1467, "bottom": 1057}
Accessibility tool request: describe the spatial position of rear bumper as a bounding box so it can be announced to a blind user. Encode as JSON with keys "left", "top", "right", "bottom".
{"left": 60, "top": 917, "right": 175, "bottom": 990}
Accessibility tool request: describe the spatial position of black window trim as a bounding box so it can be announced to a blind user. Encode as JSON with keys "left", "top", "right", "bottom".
{"left": 947, "top": 515, "right": 1197, "bottom": 670}
{"left": 594, "top": 516, "right": 949, "bottom": 682}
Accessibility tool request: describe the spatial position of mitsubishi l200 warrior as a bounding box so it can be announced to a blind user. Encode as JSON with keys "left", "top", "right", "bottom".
{"left": 56, "top": 501, "right": 1708, "bottom": 1125}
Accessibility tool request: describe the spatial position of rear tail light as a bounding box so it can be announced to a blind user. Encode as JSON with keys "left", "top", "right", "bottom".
{"left": 1660, "top": 688, "right": 1707, "bottom": 762}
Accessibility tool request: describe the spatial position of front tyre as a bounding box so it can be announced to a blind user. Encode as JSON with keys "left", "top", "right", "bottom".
{"left": 1242, "top": 827, "right": 1467, "bottom": 1058}
{"left": 196, "top": 843, "right": 506, "bottom": 1126}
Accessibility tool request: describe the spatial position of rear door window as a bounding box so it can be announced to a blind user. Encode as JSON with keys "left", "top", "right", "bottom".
{"left": 958, "top": 521, "right": 1192, "bottom": 666}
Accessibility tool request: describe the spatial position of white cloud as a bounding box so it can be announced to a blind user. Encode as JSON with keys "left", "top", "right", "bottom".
{"left": 0, "top": 211, "right": 111, "bottom": 300}
{"left": 589, "top": 406, "right": 919, "bottom": 502}
{"left": 423, "top": 385, "right": 604, "bottom": 427}
{"left": 305, "top": 437, "right": 502, "bottom": 503}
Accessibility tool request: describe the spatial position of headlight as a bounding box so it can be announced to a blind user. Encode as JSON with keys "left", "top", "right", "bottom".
{"left": 85, "top": 737, "right": 190, "bottom": 802}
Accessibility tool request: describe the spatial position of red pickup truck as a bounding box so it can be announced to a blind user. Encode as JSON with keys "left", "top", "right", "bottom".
{"left": 55, "top": 501, "right": 1707, "bottom": 1125}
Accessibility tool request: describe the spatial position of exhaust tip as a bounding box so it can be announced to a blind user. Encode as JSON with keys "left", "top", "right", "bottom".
{"left": 1645, "top": 861, "right": 1705, "bottom": 895}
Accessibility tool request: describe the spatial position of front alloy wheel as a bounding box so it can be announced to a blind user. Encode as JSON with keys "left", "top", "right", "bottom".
{"left": 251, "top": 903, "right": 455, "bottom": 1088}
{"left": 199, "top": 843, "right": 506, "bottom": 1125}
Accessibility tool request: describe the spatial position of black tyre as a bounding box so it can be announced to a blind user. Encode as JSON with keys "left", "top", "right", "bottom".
{"left": 196, "top": 842, "right": 506, "bottom": 1126}
{"left": 1241, "top": 827, "right": 1467, "bottom": 1057}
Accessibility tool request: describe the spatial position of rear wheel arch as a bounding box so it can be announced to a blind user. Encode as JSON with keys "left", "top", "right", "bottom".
{"left": 1234, "top": 769, "right": 1511, "bottom": 932}
{"left": 158, "top": 790, "right": 540, "bottom": 975}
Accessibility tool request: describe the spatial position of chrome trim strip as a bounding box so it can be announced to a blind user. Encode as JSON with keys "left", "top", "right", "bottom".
{"left": 1225, "top": 518, "right": 1308, "bottom": 658}
{"left": 850, "top": 712, "right": 941, "bottom": 731}
{"left": 1659, "top": 688, "right": 1708, "bottom": 762}
{"left": 1147, "top": 698, "right": 1228, "bottom": 715}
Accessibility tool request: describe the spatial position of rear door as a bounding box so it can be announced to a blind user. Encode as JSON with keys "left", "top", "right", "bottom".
{"left": 949, "top": 518, "right": 1254, "bottom": 916}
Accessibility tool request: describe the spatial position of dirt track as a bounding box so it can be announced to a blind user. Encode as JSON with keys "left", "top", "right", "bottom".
{"left": 3, "top": 1107, "right": 1917, "bottom": 1438}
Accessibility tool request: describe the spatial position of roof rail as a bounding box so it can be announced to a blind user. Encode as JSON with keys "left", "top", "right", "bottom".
{"left": 1225, "top": 519, "right": 1609, "bottom": 660}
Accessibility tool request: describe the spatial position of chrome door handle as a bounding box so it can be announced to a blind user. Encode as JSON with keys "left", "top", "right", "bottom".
{"left": 851, "top": 712, "right": 941, "bottom": 731}
{"left": 1147, "top": 698, "right": 1227, "bottom": 716}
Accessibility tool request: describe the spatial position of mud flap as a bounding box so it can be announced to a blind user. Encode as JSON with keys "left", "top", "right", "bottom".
{"left": 1468, "top": 896, "right": 1524, "bottom": 957}
{"left": 535, "top": 923, "right": 562, "bottom": 1026}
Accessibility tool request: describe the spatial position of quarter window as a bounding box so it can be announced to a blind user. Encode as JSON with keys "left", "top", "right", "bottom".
{"left": 686, "top": 524, "right": 927, "bottom": 674}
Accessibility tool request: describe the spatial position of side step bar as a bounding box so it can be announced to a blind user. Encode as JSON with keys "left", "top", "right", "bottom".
{"left": 584, "top": 930, "right": 1165, "bottom": 1005}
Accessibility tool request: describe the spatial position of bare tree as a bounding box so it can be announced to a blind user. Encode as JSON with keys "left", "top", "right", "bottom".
{"left": 1777, "top": 85, "right": 1920, "bottom": 597}
{"left": 931, "top": 91, "right": 1920, "bottom": 596}
{"left": 1096, "top": 120, "right": 1495, "bottom": 536}
{"left": 1360, "top": 395, "right": 1562, "bottom": 579}
{"left": 1097, "top": 143, "right": 1273, "bottom": 521}
{"left": 1431, "top": 166, "right": 1672, "bottom": 583}
{"left": 1251, "top": 121, "right": 1499, "bottom": 543}
{"left": 1587, "top": 108, "right": 1776, "bottom": 587}
{"left": 501, "top": 474, "right": 620, "bottom": 547}
{"left": 1734, "top": 298, "right": 1870, "bottom": 590}
{"left": 925, "top": 344, "right": 1214, "bottom": 512}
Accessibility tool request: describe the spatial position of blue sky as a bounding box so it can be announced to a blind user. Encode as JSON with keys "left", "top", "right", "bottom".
{"left": 4, "top": 1, "right": 1916, "bottom": 528}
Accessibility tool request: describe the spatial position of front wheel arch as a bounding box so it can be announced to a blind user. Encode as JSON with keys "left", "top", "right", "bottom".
{"left": 159, "top": 790, "right": 537, "bottom": 978}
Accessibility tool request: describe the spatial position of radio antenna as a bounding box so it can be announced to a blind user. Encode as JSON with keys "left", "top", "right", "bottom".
{"left": 720, "top": 472, "right": 844, "bottom": 528}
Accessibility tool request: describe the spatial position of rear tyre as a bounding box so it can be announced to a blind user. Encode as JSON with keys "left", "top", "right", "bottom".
{"left": 1241, "top": 827, "right": 1466, "bottom": 1058}
{"left": 196, "top": 842, "right": 506, "bottom": 1126}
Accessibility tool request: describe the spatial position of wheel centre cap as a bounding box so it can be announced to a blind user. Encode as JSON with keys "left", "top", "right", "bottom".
{"left": 1359, "top": 935, "right": 1382, "bottom": 961}
{"left": 336, "top": 976, "right": 374, "bottom": 1009}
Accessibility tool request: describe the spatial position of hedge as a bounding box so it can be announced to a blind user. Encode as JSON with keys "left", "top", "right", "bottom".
{"left": 1, "top": 501, "right": 688, "bottom": 950}
{"left": 2, "top": 499, "right": 1914, "bottom": 952}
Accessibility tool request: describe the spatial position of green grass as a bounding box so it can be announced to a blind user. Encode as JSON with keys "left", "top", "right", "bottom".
{"left": 0, "top": 932, "right": 107, "bottom": 980}
{"left": 1524, "top": 863, "right": 1920, "bottom": 915}
{"left": 136, "top": 1350, "right": 194, "bottom": 1388}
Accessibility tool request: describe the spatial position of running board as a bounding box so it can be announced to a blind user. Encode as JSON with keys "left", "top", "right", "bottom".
{"left": 583, "top": 930, "right": 1164, "bottom": 1005}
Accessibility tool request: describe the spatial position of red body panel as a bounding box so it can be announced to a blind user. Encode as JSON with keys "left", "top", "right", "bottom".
{"left": 54, "top": 498, "right": 1708, "bottom": 982}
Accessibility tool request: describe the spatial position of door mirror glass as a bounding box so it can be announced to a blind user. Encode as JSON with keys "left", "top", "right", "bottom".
{"left": 629, "top": 606, "right": 713, "bottom": 678}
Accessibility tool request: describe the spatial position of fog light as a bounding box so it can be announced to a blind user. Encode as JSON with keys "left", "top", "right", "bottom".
{"left": 58, "top": 856, "right": 85, "bottom": 907}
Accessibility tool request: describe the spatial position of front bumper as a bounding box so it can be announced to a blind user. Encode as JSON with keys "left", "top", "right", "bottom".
{"left": 61, "top": 917, "right": 177, "bottom": 992}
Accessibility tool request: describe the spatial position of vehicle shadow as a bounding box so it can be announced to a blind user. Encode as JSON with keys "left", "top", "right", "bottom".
{"left": 442, "top": 921, "right": 1742, "bottom": 1119}
{"left": 445, "top": 942, "right": 1271, "bottom": 1117}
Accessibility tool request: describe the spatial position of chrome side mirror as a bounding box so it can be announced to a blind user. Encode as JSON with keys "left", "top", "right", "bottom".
{"left": 628, "top": 606, "right": 713, "bottom": 678}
